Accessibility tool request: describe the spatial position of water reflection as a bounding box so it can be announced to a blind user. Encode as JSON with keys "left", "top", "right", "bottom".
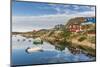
{"left": 55, "top": 45, "right": 65, "bottom": 51}
{"left": 12, "top": 35, "right": 94, "bottom": 55}
{"left": 12, "top": 35, "right": 95, "bottom": 66}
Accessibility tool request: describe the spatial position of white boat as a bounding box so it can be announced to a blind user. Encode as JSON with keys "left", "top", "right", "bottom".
{"left": 26, "top": 47, "right": 43, "bottom": 53}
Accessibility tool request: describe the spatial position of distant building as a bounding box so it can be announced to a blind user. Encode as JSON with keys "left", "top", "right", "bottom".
{"left": 33, "top": 30, "right": 36, "bottom": 32}
{"left": 87, "top": 30, "right": 96, "bottom": 37}
{"left": 68, "top": 17, "right": 96, "bottom": 32}
{"left": 68, "top": 24, "right": 81, "bottom": 32}
{"left": 81, "top": 22, "right": 94, "bottom": 25}
{"left": 84, "top": 17, "right": 96, "bottom": 23}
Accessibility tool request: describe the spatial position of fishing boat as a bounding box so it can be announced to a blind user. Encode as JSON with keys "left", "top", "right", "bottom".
{"left": 33, "top": 38, "right": 43, "bottom": 44}
{"left": 25, "top": 47, "right": 43, "bottom": 54}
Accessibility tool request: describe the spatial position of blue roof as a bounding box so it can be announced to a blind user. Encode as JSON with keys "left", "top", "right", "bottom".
{"left": 85, "top": 17, "right": 96, "bottom": 23}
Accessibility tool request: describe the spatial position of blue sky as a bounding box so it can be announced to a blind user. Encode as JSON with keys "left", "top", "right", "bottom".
{"left": 12, "top": 0, "right": 95, "bottom": 16}
{"left": 12, "top": 0, "right": 95, "bottom": 32}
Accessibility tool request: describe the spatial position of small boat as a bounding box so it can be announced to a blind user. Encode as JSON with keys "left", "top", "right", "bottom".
{"left": 23, "top": 39, "right": 26, "bottom": 41}
{"left": 25, "top": 47, "right": 43, "bottom": 54}
{"left": 15, "top": 35, "right": 16, "bottom": 37}
{"left": 29, "top": 40, "right": 31, "bottom": 42}
{"left": 33, "top": 38, "right": 43, "bottom": 44}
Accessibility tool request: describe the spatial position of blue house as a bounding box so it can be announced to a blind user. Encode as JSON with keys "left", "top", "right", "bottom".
{"left": 85, "top": 17, "right": 96, "bottom": 23}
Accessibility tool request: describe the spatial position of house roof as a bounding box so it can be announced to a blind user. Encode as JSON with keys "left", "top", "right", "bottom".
{"left": 81, "top": 22, "right": 94, "bottom": 25}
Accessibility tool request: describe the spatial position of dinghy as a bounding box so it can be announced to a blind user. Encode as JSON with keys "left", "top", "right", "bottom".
{"left": 26, "top": 47, "right": 43, "bottom": 54}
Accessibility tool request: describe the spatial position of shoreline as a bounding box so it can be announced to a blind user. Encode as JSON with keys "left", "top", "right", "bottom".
{"left": 12, "top": 33, "right": 96, "bottom": 57}
{"left": 40, "top": 36, "right": 96, "bottom": 57}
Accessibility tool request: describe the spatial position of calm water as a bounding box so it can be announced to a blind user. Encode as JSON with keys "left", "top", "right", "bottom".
{"left": 12, "top": 35, "right": 95, "bottom": 66}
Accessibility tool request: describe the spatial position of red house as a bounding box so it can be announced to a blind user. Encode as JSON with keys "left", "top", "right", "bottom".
{"left": 68, "top": 24, "right": 81, "bottom": 32}
{"left": 33, "top": 30, "right": 36, "bottom": 32}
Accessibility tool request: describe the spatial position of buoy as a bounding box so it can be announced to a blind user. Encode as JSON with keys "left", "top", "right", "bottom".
{"left": 25, "top": 47, "right": 43, "bottom": 54}
{"left": 29, "top": 40, "right": 31, "bottom": 42}
{"left": 17, "top": 39, "right": 20, "bottom": 41}
{"left": 23, "top": 39, "right": 26, "bottom": 41}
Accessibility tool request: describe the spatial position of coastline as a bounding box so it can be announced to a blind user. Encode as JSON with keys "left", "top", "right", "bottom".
{"left": 39, "top": 35, "right": 96, "bottom": 57}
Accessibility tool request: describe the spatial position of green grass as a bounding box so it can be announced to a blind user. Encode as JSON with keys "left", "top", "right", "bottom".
{"left": 78, "top": 45, "right": 96, "bottom": 57}
{"left": 78, "top": 36, "right": 87, "bottom": 42}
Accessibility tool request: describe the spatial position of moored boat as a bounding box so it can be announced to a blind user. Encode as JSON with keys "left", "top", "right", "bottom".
{"left": 25, "top": 47, "right": 43, "bottom": 54}
{"left": 33, "top": 38, "right": 43, "bottom": 44}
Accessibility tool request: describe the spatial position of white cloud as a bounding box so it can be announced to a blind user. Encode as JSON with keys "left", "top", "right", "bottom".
{"left": 75, "top": 11, "right": 95, "bottom": 17}
{"left": 12, "top": 10, "right": 95, "bottom": 32}
{"left": 12, "top": 14, "right": 71, "bottom": 32}
{"left": 48, "top": 4, "right": 95, "bottom": 14}
{"left": 73, "top": 5, "right": 80, "bottom": 10}
{"left": 90, "top": 6, "right": 95, "bottom": 11}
